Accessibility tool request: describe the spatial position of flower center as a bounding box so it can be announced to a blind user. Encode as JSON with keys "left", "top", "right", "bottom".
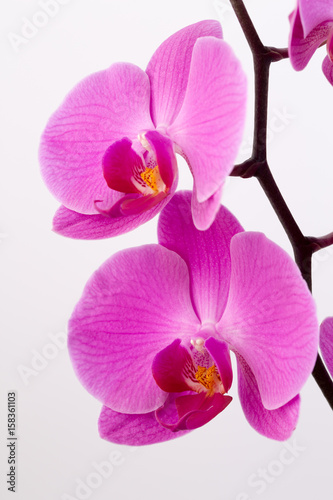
{"left": 195, "top": 365, "right": 221, "bottom": 395}
{"left": 140, "top": 165, "right": 165, "bottom": 193}
{"left": 189, "top": 337, "right": 226, "bottom": 396}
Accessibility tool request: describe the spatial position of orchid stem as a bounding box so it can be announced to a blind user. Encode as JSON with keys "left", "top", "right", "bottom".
{"left": 229, "top": 0, "right": 333, "bottom": 410}
{"left": 308, "top": 232, "right": 333, "bottom": 252}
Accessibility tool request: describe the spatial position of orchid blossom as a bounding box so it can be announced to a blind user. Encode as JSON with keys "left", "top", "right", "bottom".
{"left": 68, "top": 191, "right": 318, "bottom": 445}
{"left": 320, "top": 317, "right": 333, "bottom": 376}
{"left": 289, "top": 0, "right": 333, "bottom": 85}
{"left": 39, "top": 21, "right": 246, "bottom": 239}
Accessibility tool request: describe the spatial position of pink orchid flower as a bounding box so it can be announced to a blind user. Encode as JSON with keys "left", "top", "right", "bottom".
{"left": 289, "top": 0, "right": 333, "bottom": 85}
{"left": 68, "top": 191, "right": 318, "bottom": 445}
{"left": 320, "top": 317, "right": 333, "bottom": 376}
{"left": 39, "top": 21, "right": 246, "bottom": 239}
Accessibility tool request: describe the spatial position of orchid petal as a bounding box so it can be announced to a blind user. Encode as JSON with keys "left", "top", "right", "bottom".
{"left": 191, "top": 183, "right": 224, "bottom": 231}
{"left": 289, "top": 7, "right": 331, "bottom": 70}
{"left": 144, "top": 131, "right": 177, "bottom": 189}
{"left": 119, "top": 192, "right": 166, "bottom": 216}
{"left": 146, "top": 20, "right": 222, "bottom": 127}
{"left": 320, "top": 317, "right": 333, "bottom": 376}
{"left": 298, "top": 0, "right": 333, "bottom": 37}
{"left": 168, "top": 38, "right": 246, "bottom": 203}
{"left": 152, "top": 339, "right": 196, "bottom": 393}
{"left": 237, "top": 355, "right": 300, "bottom": 441}
{"left": 205, "top": 337, "right": 233, "bottom": 393}
{"left": 218, "top": 232, "right": 318, "bottom": 410}
{"left": 52, "top": 192, "right": 172, "bottom": 239}
{"left": 158, "top": 191, "right": 243, "bottom": 323}
{"left": 68, "top": 245, "right": 200, "bottom": 413}
{"left": 99, "top": 400, "right": 190, "bottom": 445}
{"left": 102, "top": 137, "right": 143, "bottom": 194}
{"left": 39, "top": 63, "right": 154, "bottom": 214}
{"left": 322, "top": 54, "right": 333, "bottom": 85}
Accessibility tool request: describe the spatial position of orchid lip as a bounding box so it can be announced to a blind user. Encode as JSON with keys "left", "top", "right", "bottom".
{"left": 152, "top": 337, "right": 231, "bottom": 401}
{"left": 99, "top": 131, "right": 177, "bottom": 217}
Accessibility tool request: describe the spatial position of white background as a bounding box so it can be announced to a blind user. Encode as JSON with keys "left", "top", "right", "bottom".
{"left": 1, "top": 1, "right": 333, "bottom": 499}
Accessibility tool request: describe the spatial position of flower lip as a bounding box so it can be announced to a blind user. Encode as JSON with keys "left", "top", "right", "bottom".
{"left": 155, "top": 392, "right": 232, "bottom": 432}
{"left": 102, "top": 136, "right": 169, "bottom": 197}
{"left": 152, "top": 336, "right": 232, "bottom": 398}
{"left": 99, "top": 131, "right": 177, "bottom": 217}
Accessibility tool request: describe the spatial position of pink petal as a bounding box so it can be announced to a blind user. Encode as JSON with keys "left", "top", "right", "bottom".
{"left": 119, "top": 192, "right": 167, "bottom": 216}
{"left": 102, "top": 137, "right": 144, "bottom": 194}
{"left": 289, "top": 7, "right": 332, "bottom": 70}
{"left": 158, "top": 191, "right": 243, "bottom": 323}
{"left": 68, "top": 245, "right": 200, "bottom": 413}
{"left": 168, "top": 38, "right": 247, "bottom": 203}
{"left": 146, "top": 20, "right": 222, "bottom": 127}
{"left": 152, "top": 339, "right": 195, "bottom": 393}
{"left": 322, "top": 54, "right": 333, "bottom": 85}
{"left": 217, "top": 232, "right": 319, "bottom": 410}
{"left": 52, "top": 191, "right": 173, "bottom": 239}
{"left": 320, "top": 317, "right": 333, "bottom": 376}
{"left": 205, "top": 337, "right": 233, "bottom": 393}
{"left": 191, "top": 183, "right": 224, "bottom": 230}
{"left": 237, "top": 355, "right": 300, "bottom": 441}
{"left": 145, "top": 131, "right": 177, "bottom": 189}
{"left": 298, "top": 0, "right": 333, "bottom": 37}
{"left": 39, "top": 63, "right": 154, "bottom": 214}
{"left": 99, "top": 401, "right": 190, "bottom": 446}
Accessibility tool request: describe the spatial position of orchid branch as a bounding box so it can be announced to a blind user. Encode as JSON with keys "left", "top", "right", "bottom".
{"left": 229, "top": 0, "right": 333, "bottom": 410}
{"left": 308, "top": 232, "right": 333, "bottom": 252}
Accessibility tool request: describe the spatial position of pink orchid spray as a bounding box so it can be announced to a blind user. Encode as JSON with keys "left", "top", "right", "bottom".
{"left": 39, "top": 0, "right": 333, "bottom": 454}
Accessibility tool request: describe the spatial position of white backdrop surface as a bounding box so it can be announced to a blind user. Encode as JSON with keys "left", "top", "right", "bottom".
{"left": 1, "top": 1, "right": 333, "bottom": 499}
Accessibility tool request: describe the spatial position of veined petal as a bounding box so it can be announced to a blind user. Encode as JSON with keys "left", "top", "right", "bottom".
{"left": 146, "top": 20, "right": 223, "bottom": 127}
{"left": 39, "top": 63, "right": 154, "bottom": 214}
{"left": 298, "top": 0, "right": 333, "bottom": 37}
{"left": 168, "top": 38, "right": 246, "bottom": 203}
{"left": 237, "top": 355, "right": 300, "bottom": 441}
{"left": 289, "top": 7, "right": 332, "bottom": 70}
{"left": 158, "top": 191, "right": 243, "bottom": 323}
{"left": 98, "top": 400, "right": 190, "bottom": 445}
{"left": 68, "top": 245, "right": 200, "bottom": 413}
{"left": 322, "top": 54, "right": 333, "bottom": 85}
{"left": 205, "top": 337, "right": 233, "bottom": 393}
{"left": 191, "top": 183, "right": 224, "bottom": 231}
{"left": 119, "top": 192, "right": 167, "bottom": 216}
{"left": 320, "top": 317, "right": 333, "bottom": 376}
{"left": 52, "top": 191, "right": 172, "bottom": 239}
{"left": 217, "top": 232, "right": 318, "bottom": 410}
{"left": 145, "top": 131, "right": 177, "bottom": 189}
